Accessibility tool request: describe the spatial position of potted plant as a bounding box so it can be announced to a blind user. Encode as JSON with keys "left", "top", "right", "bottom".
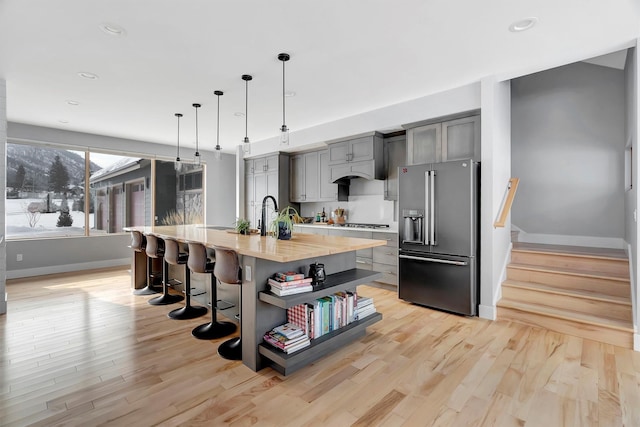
{"left": 235, "top": 217, "right": 251, "bottom": 235}
{"left": 269, "top": 206, "right": 299, "bottom": 240}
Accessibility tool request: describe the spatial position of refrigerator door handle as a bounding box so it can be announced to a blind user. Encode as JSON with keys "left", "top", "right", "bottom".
{"left": 424, "top": 171, "right": 429, "bottom": 245}
{"left": 399, "top": 254, "right": 468, "bottom": 266}
{"left": 430, "top": 170, "right": 436, "bottom": 246}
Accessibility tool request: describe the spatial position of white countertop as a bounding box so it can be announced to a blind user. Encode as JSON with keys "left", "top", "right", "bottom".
{"left": 295, "top": 223, "right": 398, "bottom": 234}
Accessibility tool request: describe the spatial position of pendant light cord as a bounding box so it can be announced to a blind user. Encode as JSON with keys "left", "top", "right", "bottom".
{"left": 245, "top": 79, "right": 249, "bottom": 139}
{"left": 216, "top": 93, "right": 220, "bottom": 149}
{"left": 282, "top": 59, "right": 286, "bottom": 128}
{"left": 176, "top": 114, "right": 180, "bottom": 158}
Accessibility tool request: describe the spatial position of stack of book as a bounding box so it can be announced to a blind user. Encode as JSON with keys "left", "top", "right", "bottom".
{"left": 268, "top": 271, "right": 313, "bottom": 296}
{"left": 356, "top": 296, "right": 376, "bottom": 320}
{"left": 287, "top": 290, "right": 364, "bottom": 339}
{"left": 263, "top": 322, "right": 311, "bottom": 354}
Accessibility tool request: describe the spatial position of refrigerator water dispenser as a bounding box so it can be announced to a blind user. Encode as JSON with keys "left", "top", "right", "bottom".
{"left": 402, "top": 209, "right": 424, "bottom": 244}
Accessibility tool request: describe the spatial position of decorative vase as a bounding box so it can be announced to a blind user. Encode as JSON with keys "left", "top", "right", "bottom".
{"left": 277, "top": 222, "right": 291, "bottom": 240}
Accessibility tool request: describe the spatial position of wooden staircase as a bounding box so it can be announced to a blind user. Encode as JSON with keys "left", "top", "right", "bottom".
{"left": 497, "top": 242, "right": 634, "bottom": 348}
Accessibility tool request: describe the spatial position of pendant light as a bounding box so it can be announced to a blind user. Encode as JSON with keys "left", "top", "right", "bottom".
{"left": 242, "top": 74, "right": 252, "bottom": 155}
{"left": 193, "top": 103, "right": 201, "bottom": 166}
{"left": 214, "top": 90, "right": 223, "bottom": 161}
{"left": 174, "top": 112, "right": 183, "bottom": 172}
{"left": 278, "top": 53, "right": 290, "bottom": 146}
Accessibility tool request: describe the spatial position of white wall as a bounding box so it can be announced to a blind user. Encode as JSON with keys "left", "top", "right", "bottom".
{"left": 511, "top": 62, "right": 626, "bottom": 248}
{"left": 0, "top": 80, "right": 6, "bottom": 313}
{"left": 5, "top": 123, "right": 237, "bottom": 278}
{"left": 246, "top": 83, "right": 481, "bottom": 157}
{"left": 625, "top": 45, "right": 640, "bottom": 350}
{"left": 479, "top": 77, "right": 512, "bottom": 320}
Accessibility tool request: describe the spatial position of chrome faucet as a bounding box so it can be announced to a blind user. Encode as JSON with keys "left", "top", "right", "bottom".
{"left": 260, "top": 195, "right": 278, "bottom": 236}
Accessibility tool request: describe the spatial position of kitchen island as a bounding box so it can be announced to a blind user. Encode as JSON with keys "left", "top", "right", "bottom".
{"left": 127, "top": 224, "right": 387, "bottom": 374}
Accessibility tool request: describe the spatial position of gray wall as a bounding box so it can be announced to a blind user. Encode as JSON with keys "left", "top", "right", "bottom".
{"left": 6, "top": 123, "right": 236, "bottom": 278}
{"left": 511, "top": 61, "right": 625, "bottom": 241}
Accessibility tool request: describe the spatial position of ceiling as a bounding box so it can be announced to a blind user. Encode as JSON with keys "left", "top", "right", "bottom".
{"left": 1, "top": 1, "right": 639, "bottom": 154}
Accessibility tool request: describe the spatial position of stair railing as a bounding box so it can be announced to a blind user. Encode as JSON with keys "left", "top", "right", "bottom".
{"left": 494, "top": 178, "right": 519, "bottom": 228}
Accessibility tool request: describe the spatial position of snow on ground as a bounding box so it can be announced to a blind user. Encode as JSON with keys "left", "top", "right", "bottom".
{"left": 6, "top": 198, "right": 98, "bottom": 239}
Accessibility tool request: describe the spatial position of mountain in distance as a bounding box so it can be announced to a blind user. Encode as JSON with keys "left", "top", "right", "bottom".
{"left": 7, "top": 144, "right": 102, "bottom": 191}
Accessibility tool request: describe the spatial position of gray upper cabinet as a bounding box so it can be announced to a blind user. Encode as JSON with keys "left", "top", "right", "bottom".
{"left": 441, "top": 115, "right": 480, "bottom": 162}
{"left": 407, "top": 123, "right": 441, "bottom": 165}
{"left": 406, "top": 114, "right": 480, "bottom": 165}
{"left": 328, "top": 135, "right": 378, "bottom": 165}
{"left": 290, "top": 151, "right": 319, "bottom": 202}
{"left": 290, "top": 149, "right": 338, "bottom": 203}
{"left": 383, "top": 134, "right": 407, "bottom": 201}
{"left": 318, "top": 150, "right": 338, "bottom": 201}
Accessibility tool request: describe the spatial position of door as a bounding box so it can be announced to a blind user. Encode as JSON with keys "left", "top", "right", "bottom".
{"left": 349, "top": 136, "right": 374, "bottom": 162}
{"left": 318, "top": 150, "right": 337, "bottom": 201}
{"left": 429, "top": 160, "right": 476, "bottom": 257}
{"left": 110, "top": 186, "right": 124, "bottom": 233}
{"left": 304, "top": 151, "right": 319, "bottom": 201}
{"left": 290, "top": 154, "right": 305, "bottom": 201}
{"left": 398, "top": 251, "right": 476, "bottom": 316}
{"left": 127, "top": 181, "right": 145, "bottom": 226}
{"left": 398, "top": 163, "right": 429, "bottom": 252}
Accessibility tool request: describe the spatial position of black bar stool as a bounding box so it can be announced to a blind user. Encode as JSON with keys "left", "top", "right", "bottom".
{"left": 215, "top": 247, "right": 243, "bottom": 360}
{"left": 147, "top": 235, "right": 184, "bottom": 306}
{"left": 166, "top": 238, "right": 208, "bottom": 320}
{"left": 188, "top": 242, "right": 236, "bottom": 340}
{"left": 130, "top": 230, "right": 161, "bottom": 295}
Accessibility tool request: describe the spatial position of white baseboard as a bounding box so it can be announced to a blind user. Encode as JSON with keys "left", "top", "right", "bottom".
{"left": 7, "top": 258, "right": 129, "bottom": 280}
{"left": 518, "top": 232, "right": 625, "bottom": 249}
{"left": 479, "top": 304, "right": 496, "bottom": 320}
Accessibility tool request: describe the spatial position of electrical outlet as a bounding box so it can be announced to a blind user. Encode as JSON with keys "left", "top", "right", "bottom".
{"left": 16, "top": 254, "right": 22, "bottom": 262}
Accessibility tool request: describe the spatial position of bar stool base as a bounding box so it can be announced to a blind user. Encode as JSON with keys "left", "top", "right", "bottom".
{"left": 148, "top": 294, "right": 184, "bottom": 305}
{"left": 192, "top": 321, "right": 236, "bottom": 340}
{"left": 218, "top": 337, "right": 242, "bottom": 360}
{"left": 168, "top": 305, "right": 208, "bottom": 320}
{"left": 132, "top": 285, "right": 161, "bottom": 295}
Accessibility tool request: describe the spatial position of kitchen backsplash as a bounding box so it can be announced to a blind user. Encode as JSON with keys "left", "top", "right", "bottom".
{"left": 299, "top": 178, "right": 397, "bottom": 229}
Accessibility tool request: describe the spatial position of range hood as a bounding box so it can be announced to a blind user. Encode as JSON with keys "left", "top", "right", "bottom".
{"left": 328, "top": 132, "right": 385, "bottom": 183}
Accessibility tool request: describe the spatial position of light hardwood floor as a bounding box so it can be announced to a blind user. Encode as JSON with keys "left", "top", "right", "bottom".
{"left": 1, "top": 267, "right": 639, "bottom": 426}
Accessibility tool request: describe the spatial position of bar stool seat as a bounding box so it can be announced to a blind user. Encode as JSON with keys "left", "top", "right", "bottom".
{"left": 188, "top": 242, "right": 236, "bottom": 340}
{"left": 166, "top": 239, "right": 208, "bottom": 320}
{"left": 214, "top": 247, "right": 243, "bottom": 360}
{"left": 130, "top": 230, "right": 161, "bottom": 295}
{"left": 147, "top": 235, "right": 184, "bottom": 306}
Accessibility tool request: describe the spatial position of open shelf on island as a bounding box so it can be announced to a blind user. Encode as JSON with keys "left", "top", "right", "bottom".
{"left": 259, "top": 268, "right": 382, "bottom": 309}
{"left": 258, "top": 311, "right": 382, "bottom": 376}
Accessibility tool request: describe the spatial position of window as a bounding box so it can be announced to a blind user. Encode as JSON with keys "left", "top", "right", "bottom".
{"left": 6, "top": 141, "right": 205, "bottom": 240}
{"left": 6, "top": 143, "right": 87, "bottom": 239}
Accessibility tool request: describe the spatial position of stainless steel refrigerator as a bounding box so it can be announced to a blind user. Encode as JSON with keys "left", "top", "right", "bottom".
{"left": 398, "top": 159, "right": 479, "bottom": 316}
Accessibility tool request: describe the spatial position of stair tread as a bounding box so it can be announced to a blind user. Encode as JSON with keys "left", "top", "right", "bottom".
{"left": 508, "top": 262, "right": 629, "bottom": 280}
{"left": 512, "top": 242, "right": 627, "bottom": 260}
{"left": 498, "top": 299, "right": 634, "bottom": 331}
{"left": 502, "top": 279, "right": 631, "bottom": 305}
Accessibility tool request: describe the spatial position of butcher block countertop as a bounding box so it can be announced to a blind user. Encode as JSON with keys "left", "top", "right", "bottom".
{"left": 128, "top": 225, "right": 387, "bottom": 263}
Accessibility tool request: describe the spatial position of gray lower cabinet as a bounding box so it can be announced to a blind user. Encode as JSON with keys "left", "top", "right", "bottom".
{"left": 327, "top": 229, "right": 398, "bottom": 288}
{"left": 371, "top": 231, "right": 398, "bottom": 288}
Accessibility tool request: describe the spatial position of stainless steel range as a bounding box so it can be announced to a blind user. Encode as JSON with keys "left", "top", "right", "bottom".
{"left": 343, "top": 223, "right": 390, "bottom": 229}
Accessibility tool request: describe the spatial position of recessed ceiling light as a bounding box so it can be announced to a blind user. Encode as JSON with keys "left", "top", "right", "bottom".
{"left": 99, "top": 22, "right": 126, "bottom": 37}
{"left": 234, "top": 112, "right": 245, "bottom": 117}
{"left": 285, "top": 91, "right": 296, "bottom": 97}
{"left": 509, "top": 17, "right": 538, "bottom": 32}
{"left": 66, "top": 100, "right": 80, "bottom": 106}
{"left": 58, "top": 120, "right": 69, "bottom": 124}
{"left": 78, "top": 72, "right": 99, "bottom": 80}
